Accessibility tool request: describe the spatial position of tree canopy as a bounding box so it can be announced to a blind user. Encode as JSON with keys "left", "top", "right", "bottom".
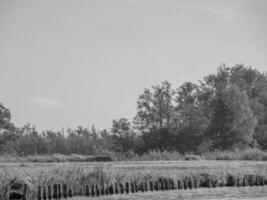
{"left": 0, "top": 64, "right": 267, "bottom": 155}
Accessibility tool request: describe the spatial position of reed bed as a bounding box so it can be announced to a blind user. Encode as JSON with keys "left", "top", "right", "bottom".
{"left": 1, "top": 160, "right": 267, "bottom": 199}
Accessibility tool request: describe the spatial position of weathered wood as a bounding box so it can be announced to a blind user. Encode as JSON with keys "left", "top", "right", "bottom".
{"left": 109, "top": 184, "right": 114, "bottom": 194}
{"left": 140, "top": 182, "right": 144, "bottom": 192}
{"left": 96, "top": 184, "right": 100, "bottom": 196}
{"left": 91, "top": 185, "right": 95, "bottom": 196}
{"left": 131, "top": 182, "right": 135, "bottom": 193}
{"left": 22, "top": 184, "right": 27, "bottom": 200}
{"left": 63, "top": 184, "right": 67, "bottom": 198}
{"left": 183, "top": 179, "right": 187, "bottom": 190}
{"left": 149, "top": 181, "right": 153, "bottom": 191}
{"left": 37, "top": 186, "right": 42, "bottom": 200}
{"left": 170, "top": 180, "right": 174, "bottom": 190}
{"left": 42, "top": 186, "right": 47, "bottom": 200}
{"left": 53, "top": 184, "right": 58, "bottom": 199}
{"left": 68, "top": 188, "right": 73, "bottom": 198}
{"left": 85, "top": 185, "right": 90, "bottom": 196}
{"left": 48, "top": 185, "right": 52, "bottom": 200}
{"left": 105, "top": 184, "right": 109, "bottom": 195}
{"left": 119, "top": 183, "right": 124, "bottom": 194}
{"left": 154, "top": 181, "right": 159, "bottom": 191}
{"left": 101, "top": 185, "right": 105, "bottom": 195}
{"left": 115, "top": 183, "right": 118, "bottom": 194}
{"left": 58, "top": 184, "right": 62, "bottom": 198}
{"left": 194, "top": 179, "right": 199, "bottom": 188}
{"left": 160, "top": 181, "right": 164, "bottom": 191}
{"left": 177, "top": 180, "right": 181, "bottom": 189}
{"left": 165, "top": 180, "right": 169, "bottom": 190}
{"left": 125, "top": 182, "right": 129, "bottom": 193}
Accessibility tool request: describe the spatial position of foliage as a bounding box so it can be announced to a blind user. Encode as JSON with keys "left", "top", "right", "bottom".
{"left": 0, "top": 64, "right": 267, "bottom": 156}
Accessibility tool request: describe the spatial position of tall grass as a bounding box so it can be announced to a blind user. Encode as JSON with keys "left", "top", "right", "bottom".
{"left": 1, "top": 159, "right": 267, "bottom": 199}
{"left": 0, "top": 148, "right": 267, "bottom": 163}
{"left": 202, "top": 148, "right": 267, "bottom": 161}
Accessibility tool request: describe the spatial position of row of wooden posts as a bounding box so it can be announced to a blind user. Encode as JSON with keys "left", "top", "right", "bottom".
{"left": 10, "top": 175, "right": 266, "bottom": 200}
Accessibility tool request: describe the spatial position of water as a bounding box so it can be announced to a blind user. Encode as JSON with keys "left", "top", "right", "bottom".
{"left": 75, "top": 186, "right": 267, "bottom": 200}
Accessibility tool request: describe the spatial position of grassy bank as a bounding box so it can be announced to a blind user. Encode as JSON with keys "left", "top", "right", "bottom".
{"left": 1, "top": 148, "right": 267, "bottom": 163}
{"left": 1, "top": 160, "right": 267, "bottom": 199}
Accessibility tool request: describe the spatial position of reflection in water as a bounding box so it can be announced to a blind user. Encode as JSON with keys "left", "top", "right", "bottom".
{"left": 86, "top": 186, "right": 267, "bottom": 200}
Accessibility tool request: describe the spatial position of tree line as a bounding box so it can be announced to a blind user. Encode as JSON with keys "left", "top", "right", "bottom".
{"left": 0, "top": 64, "right": 267, "bottom": 156}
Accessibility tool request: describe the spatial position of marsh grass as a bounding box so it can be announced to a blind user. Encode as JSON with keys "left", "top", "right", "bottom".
{"left": 1, "top": 160, "right": 267, "bottom": 199}
{"left": 0, "top": 148, "right": 267, "bottom": 163}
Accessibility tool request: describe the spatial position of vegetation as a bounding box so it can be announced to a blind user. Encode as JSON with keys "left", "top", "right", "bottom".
{"left": 1, "top": 64, "right": 267, "bottom": 157}
{"left": 1, "top": 160, "right": 267, "bottom": 199}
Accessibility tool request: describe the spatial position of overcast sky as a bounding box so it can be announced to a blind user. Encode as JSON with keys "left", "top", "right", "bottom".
{"left": 0, "top": 0, "right": 266, "bottom": 131}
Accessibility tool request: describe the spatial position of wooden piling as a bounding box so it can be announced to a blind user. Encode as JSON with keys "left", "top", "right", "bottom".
{"left": 63, "top": 184, "right": 67, "bottom": 198}
{"left": 119, "top": 183, "right": 124, "bottom": 194}
{"left": 154, "top": 181, "right": 159, "bottom": 191}
{"left": 58, "top": 184, "right": 62, "bottom": 198}
{"left": 37, "top": 186, "right": 42, "bottom": 200}
{"left": 68, "top": 188, "right": 73, "bottom": 198}
{"left": 149, "top": 181, "right": 154, "bottom": 191}
{"left": 125, "top": 182, "right": 129, "bottom": 193}
{"left": 47, "top": 185, "right": 52, "bottom": 200}
{"left": 131, "top": 182, "right": 135, "bottom": 193}
{"left": 109, "top": 184, "right": 114, "bottom": 194}
{"left": 91, "top": 184, "right": 95, "bottom": 196}
{"left": 96, "top": 184, "right": 100, "bottom": 196}
{"left": 43, "top": 186, "right": 47, "bottom": 200}
{"left": 53, "top": 184, "right": 58, "bottom": 199}
{"left": 115, "top": 183, "right": 118, "bottom": 194}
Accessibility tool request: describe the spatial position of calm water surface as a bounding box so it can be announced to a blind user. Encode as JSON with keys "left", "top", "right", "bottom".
{"left": 78, "top": 186, "right": 267, "bottom": 200}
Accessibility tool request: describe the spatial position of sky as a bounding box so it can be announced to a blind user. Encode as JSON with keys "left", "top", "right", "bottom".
{"left": 0, "top": 0, "right": 267, "bottom": 132}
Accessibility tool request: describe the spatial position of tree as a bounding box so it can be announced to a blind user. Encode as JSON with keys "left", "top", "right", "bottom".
{"left": 174, "top": 82, "right": 210, "bottom": 152}
{"left": 134, "top": 81, "right": 175, "bottom": 151}
{"left": 0, "top": 103, "right": 13, "bottom": 132}
{"left": 111, "top": 118, "right": 136, "bottom": 152}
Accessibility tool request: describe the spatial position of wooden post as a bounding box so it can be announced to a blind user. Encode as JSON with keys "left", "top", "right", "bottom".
{"left": 154, "top": 182, "right": 159, "bottom": 191}
{"left": 37, "top": 186, "right": 42, "bottom": 200}
{"left": 131, "top": 182, "right": 135, "bottom": 193}
{"left": 42, "top": 186, "right": 47, "bottom": 200}
{"left": 125, "top": 182, "right": 129, "bottom": 193}
{"left": 91, "top": 185, "right": 95, "bottom": 196}
{"left": 194, "top": 179, "right": 199, "bottom": 188}
{"left": 68, "top": 188, "right": 73, "bottom": 198}
{"left": 170, "top": 180, "right": 174, "bottom": 190}
{"left": 242, "top": 177, "right": 246, "bottom": 187}
{"left": 165, "top": 180, "right": 169, "bottom": 190}
{"left": 134, "top": 182, "right": 138, "bottom": 192}
{"left": 47, "top": 185, "right": 52, "bottom": 200}
{"left": 96, "top": 185, "right": 100, "bottom": 196}
{"left": 183, "top": 180, "right": 187, "bottom": 190}
{"left": 144, "top": 182, "right": 148, "bottom": 191}
{"left": 119, "top": 183, "right": 124, "bottom": 194}
{"left": 115, "top": 183, "right": 118, "bottom": 194}
{"left": 260, "top": 176, "right": 264, "bottom": 186}
{"left": 101, "top": 185, "right": 105, "bottom": 195}
{"left": 105, "top": 184, "right": 109, "bottom": 195}
{"left": 177, "top": 180, "right": 181, "bottom": 189}
{"left": 109, "top": 184, "right": 114, "bottom": 194}
{"left": 140, "top": 182, "right": 144, "bottom": 192}
{"left": 85, "top": 185, "right": 90, "bottom": 196}
{"left": 188, "top": 179, "right": 192, "bottom": 189}
{"left": 78, "top": 187, "right": 83, "bottom": 196}
{"left": 63, "top": 184, "right": 67, "bottom": 198}
{"left": 22, "top": 184, "right": 27, "bottom": 200}
{"left": 58, "top": 184, "right": 62, "bottom": 199}
{"left": 53, "top": 184, "right": 57, "bottom": 199}
{"left": 149, "top": 181, "right": 153, "bottom": 191}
